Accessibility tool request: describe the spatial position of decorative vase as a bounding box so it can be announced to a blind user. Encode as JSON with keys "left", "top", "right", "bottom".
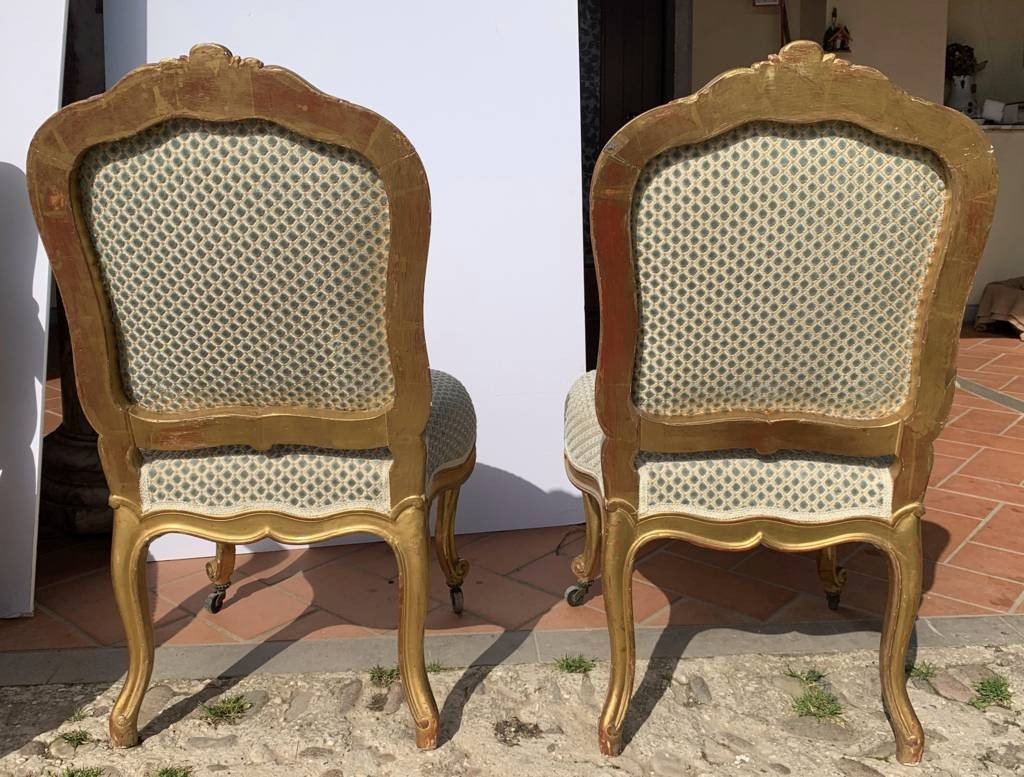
{"left": 948, "top": 75, "right": 976, "bottom": 116}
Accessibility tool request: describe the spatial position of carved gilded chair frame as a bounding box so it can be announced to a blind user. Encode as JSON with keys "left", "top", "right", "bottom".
{"left": 568, "top": 42, "right": 997, "bottom": 764}
{"left": 27, "top": 44, "right": 474, "bottom": 750}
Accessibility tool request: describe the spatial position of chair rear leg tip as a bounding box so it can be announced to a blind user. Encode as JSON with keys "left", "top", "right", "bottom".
{"left": 449, "top": 585, "right": 464, "bottom": 614}
{"left": 565, "top": 581, "right": 592, "bottom": 607}
{"left": 825, "top": 590, "right": 842, "bottom": 610}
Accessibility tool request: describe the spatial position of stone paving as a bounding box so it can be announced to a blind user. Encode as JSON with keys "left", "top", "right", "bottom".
{"left": 1, "top": 641, "right": 1021, "bottom": 777}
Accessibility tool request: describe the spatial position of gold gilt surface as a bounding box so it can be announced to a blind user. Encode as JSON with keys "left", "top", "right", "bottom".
{"left": 27, "top": 43, "right": 474, "bottom": 751}
{"left": 568, "top": 41, "right": 997, "bottom": 765}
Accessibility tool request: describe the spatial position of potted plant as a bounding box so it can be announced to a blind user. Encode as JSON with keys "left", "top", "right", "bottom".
{"left": 945, "top": 43, "right": 986, "bottom": 116}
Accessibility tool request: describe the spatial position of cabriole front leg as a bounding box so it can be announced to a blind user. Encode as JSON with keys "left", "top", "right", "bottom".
{"left": 879, "top": 512, "right": 925, "bottom": 765}
{"left": 598, "top": 506, "right": 639, "bottom": 756}
{"left": 394, "top": 501, "right": 440, "bottom": 748}
{"left": 109, "top": 507, "right": 154, "bottom": 747}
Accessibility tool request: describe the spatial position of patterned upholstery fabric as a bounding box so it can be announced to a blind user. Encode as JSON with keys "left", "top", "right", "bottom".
{"left": 564, "top": 372, "right": 894, "bottom": 521}
{"left": 141, "top": 371, "right": 476, "bottom": 516}
{"left": 79, "top": 118, "right": 394, "bottom": 412}
{"left": 631, "top": 121, "right": 946, "bottom": 420}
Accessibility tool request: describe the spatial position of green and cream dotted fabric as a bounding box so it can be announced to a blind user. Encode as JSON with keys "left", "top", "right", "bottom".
{"left": 79, "top": 118, "right": 394, "bottom": 412}
{"left": 140, "top": 370, "right": 476, "bottom": 516}
{"left": 631, "top": 121, "right": 946, "bottom": 420}
{"left": 564, "top": 372, "right": 893, "bottom": 522}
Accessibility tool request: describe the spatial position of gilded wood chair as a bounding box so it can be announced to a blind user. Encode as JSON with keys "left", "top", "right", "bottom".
{"left": 563, "top": 42, "right": 996, "bottom": 764}
{"left": 27, "top": 44, "right": 476, "bottom": 750}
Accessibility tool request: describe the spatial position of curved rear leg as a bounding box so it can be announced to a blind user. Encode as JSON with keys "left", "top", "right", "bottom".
{"left": 816, "top": 545, "right": 847, "bottom": 611}
{"left": 566, "top": 492, "right": 602, "bottom": 606}
{"left": 434, "top": 487, "right": 469, "bottom": 614}
{"left": 204, "top": 542, "right": 236, "bottom": 613}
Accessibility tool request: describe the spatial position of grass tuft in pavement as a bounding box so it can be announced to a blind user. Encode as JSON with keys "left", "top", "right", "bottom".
{"left": 200, "top": 694, "right": 252, "bottom": 726}
{"left": 369, "top": 664, "right": 401, "bottom": 688}
{"left": 969, "top": 675, "right": 1012, "bottom": 710}
{"left": 786, "top": 666, "right": 843, "bottom": 721}
{"left": 906, "top": 661, "right": 938, "bottom": 681}
{"left": 66, "top": 707, "right": 88, "bottom": 723}
{"left": 52, "top": 768, "right": 105, "bottom": 777}
{"left": 60, "top": 730, "right": 91, "bottom": 747}
{"left": 426, "top": 661, "right": 446, "bottom": 674}
{"left": 155, "top": 768, "right": 194, "bottom": 777}
{"left": 554, "top": 654, "right": 597, "bottom": 674}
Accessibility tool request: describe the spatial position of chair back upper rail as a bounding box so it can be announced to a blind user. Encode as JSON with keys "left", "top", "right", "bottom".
{"left": 28, "top": 44, "right": 432, "bottom": 467}
{"left": 589, "top": 42, "right": 997, "bottom": 508}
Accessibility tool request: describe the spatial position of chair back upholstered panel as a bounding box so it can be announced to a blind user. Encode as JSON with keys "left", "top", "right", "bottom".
{"left": 630, "top": 121, "right": 946, "bottom": 420}
{"left": 79, "top": 118, "right": 394, "bottom": 413}
{"left": 587, "top": 42, "right": 997, "bottom": 507}
{"left": 28, "top": 45, "right": 434, "bottom": 504}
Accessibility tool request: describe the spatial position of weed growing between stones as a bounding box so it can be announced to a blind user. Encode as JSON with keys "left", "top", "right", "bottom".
{"left": 155, "top": 768, "right": 194, "bottom": 777}
{"left": 59, "top": 730, "right": 91, "bottom": 748}
{"left": 906, "top": 661, "right": 937, "bottom": 681}
{"left": 554, "top": 654, "right": 597, "bottom": 674}
{"left": 786, "top": 666, "right": 843, "bottom": 722}
{"left": 426, "top": 661, "right": 446, "bottom": 674}
{"left": 969, "top": 675, "right": 1012, "bottom": 710}
{"left": 49, "top": 768, "right": 104, "bottom": 777}
{"left": 369, "top": 665, "right": 400, "bottom": 688}
{"left": 66, "top": 707, "right": 87, "bottom": 723}
{"left": 200, "top": 694, "right": 252, "bottom": 726}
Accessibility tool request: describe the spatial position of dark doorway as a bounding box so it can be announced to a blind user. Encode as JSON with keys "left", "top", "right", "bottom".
{"left": 578, "top": 0, "right": 680, "bottom": 368}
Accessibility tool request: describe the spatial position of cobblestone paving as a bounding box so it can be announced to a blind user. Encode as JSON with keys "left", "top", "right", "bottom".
{"left": 1, "top": 643, "right": 1022, "bottom": 776}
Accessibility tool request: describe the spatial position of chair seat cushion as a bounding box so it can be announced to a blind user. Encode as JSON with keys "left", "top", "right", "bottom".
{"left": 140, "top": 370, "right": 475, "bottom": 516}
{"left": 564, "top": 372, "right": 894, "bottom": 522}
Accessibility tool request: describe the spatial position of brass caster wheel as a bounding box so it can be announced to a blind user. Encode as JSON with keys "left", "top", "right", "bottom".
{"left": 205, "top": 584, "right": 229, "bottom": 614}
{"left": 825, "top": 590, "right": 842, "bottom": 611}
{"left": 450, "top": 586, "right": 464, "bottom": 615}
{"left": 564, "top": 582, "right": 591, "bottom": 607}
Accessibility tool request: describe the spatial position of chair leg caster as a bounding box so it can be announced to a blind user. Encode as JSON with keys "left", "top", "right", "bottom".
{"left": 205, "top": 583, "right": 229, "bottom": 614}
{"left": 449, "top": 585, "right": 464, "bottom": 615}
{"left": 565, "top": 581, "right": 591, "bottom": 607}
{"left": 826, "top": 590, "right": 841, "bottom": 611}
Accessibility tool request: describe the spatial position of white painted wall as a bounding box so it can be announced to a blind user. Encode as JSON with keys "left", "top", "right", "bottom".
{"left": 972, "top": 129, "right": 1024, "bottom": 305}
{"left": 104, "top": 0, "right": 586, "bottom": 560}
{"left": 0, "top": 1, "right": 66, "bottom": 616}
{"left": 823, "top": 0, "right": 948, "bottom": 103}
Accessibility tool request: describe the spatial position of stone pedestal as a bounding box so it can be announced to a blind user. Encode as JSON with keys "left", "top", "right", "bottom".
{"left": 40, "top": 300, "right": 111, "bottom": 534}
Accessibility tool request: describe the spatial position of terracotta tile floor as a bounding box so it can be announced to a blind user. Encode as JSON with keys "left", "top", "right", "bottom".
{"left": 5, "top": 326, "right": 1023, "bottom": 651}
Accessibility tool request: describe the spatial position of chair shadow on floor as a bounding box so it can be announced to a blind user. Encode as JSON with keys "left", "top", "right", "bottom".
{"left": 5, "top": 477, "right": 951, "bottom": 757}
{"left": 616, "top": 527, "right": 948, "bottom": 750}
{"left": 137, "top": 463, "right": 581, "bottom": 745}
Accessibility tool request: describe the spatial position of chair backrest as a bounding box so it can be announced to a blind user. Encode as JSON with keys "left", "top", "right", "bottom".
{"left": 28, "top": 44, "right": 432, "bottom": 505}
{"left": 589, "top": 42, "right": 997, "bottom": 508}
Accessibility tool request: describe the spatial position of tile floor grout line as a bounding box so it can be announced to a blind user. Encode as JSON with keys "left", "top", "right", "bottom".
{"left": 940, "top": 561, "right": 1024, "bottom": 589}
{"left": 1010, "top": 590, "right": 1024, "bottom": 614}
{"left": 935, "top": 446, "right": 984, "bottom": 489}
{"left": 639, "top": 545, "right": 809, "bottom": 617}
{"left": 937, "top": 502, "right": 1003, "bottom": 566}
{"left": 935, "top": 475, "right": 1024, "bottom": 505}
{"left": 968, "top": 540, "right": 1024, "bottom": 558}
{"left": 35, "top": 563, "right": 113, "bottom": 593}
{"left": 32, "top": 602, "right": 103, "bottom": 648}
